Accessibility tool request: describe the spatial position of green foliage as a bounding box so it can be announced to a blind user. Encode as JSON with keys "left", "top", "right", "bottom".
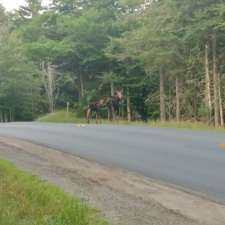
{"left": 0, "top": 30, "right": 41, "bottom": 120}
{"left": 0, "top": 0, "right": 225, "bottom": 124}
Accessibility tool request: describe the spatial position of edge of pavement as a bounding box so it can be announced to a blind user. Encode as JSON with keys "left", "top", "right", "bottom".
{"left": 0, "top": 136, "right": 225, "bottom": 225}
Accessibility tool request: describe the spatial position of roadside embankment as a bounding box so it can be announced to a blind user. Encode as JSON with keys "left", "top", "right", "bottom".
{"left": 0, "top": 137, "right": 225, "bottom": 225}
{"left": 37, "top": 110, "right": 224, "bottom": 132}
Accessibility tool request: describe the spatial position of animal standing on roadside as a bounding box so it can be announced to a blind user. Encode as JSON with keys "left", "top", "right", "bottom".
{"left": 86, "top": 90, "right": 123, "bottom": 123}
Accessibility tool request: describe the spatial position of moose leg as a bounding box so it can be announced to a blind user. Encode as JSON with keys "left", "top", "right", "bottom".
{"left": 95, "top": 109, "right": 100, "bottom": 124}
{"left": 96, "top": 111, "right": 99, "bottom": 124}
{"left": 108, "top": 106, "right": 113, "bottom": 121}
{"left": 86, "top": 108, "right": 92, "bottom": 124}
{"left": 97, "top": 111, "right": 102, "bottom": 124}
{"left": 108, "top": 109, "right": 111, "bottom": 121}
{"left": 112, "top": 106, "right": 116, "bottom": 121}
{"left": 115, "top": 106, "right": 120, "bottom": 121}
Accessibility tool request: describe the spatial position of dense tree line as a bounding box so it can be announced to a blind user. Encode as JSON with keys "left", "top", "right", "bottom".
{"left": 0, "top": 0, "right": 224, "bottom": 126}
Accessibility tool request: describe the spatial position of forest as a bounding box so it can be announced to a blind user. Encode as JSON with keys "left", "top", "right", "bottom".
{"left": 0, "top": 0, "right": 225, "bottom": 127}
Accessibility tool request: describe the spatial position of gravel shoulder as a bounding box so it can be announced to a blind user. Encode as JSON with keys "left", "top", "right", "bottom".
{"left": 0, "top": 137, "right": 224, "bottom": 225}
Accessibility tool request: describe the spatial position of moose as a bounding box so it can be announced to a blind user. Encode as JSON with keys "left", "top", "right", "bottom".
{"left": 86, "top": 90, "right": 123, "bottom": 123}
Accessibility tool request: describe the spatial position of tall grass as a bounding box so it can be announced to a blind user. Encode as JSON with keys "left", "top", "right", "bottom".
{"left": 0, "top": 160, "right": 108, "bottom": 225}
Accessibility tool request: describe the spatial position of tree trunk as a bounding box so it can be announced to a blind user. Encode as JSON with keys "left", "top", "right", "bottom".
{"left": 79, "top": 74, "right": 84, "bottom": 99}
{"left": 160, "top": 67, "right": 166, "bottom": 121}
{"left": 1, "top": 111, "right": 4, "bottom": 122}
{"left": 47, "top": 62, "right": 55, "bottom": 113}
{"left": 9, "top": 109, "right": 12, "bottom": 122}
{"left": 167, "top": 82, "right": 173, "bottom": 120}
{"left": 0, "top": 111, "right": 2, "bottom": 122}
{"left": 127, "top": 89, "right": 131, "bottom": 122}
{"left": 218, "top": 73, "right": 224, "bottom": 127}
{"left": 121, "top": 98, "right": 125, "bottom": 120}
{"left": 3, "top": 112, "right": 8, "bottom": 122}
{"left": 212, "top": 34, "right": 219, "bottom": 127}
{"left": 176, "top": 75, "right": 180, "bottom": 122}
{"left": 110, "top": 81, "right": 114, "bottom": 96}
{"left": 205, "top": 43, "right": 212, "bottom": 124}
{"left": 41, "top": 61, "right": 56, "bottom": 113}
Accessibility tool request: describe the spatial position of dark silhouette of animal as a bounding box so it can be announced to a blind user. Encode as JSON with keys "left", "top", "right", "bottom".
{"left": 86, "top": 90, "right": 123, "bottom": 123}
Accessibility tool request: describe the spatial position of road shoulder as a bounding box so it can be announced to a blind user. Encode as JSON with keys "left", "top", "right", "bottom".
{"left": 0, "top": 137, "right": 224, "bottom": 225}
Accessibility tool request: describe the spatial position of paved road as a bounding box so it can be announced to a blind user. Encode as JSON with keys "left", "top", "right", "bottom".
{"left": 0, "top": 122, "right": 224, "bottom": 202}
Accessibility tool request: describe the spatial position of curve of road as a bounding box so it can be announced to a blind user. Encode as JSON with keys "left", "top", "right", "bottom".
{"left": 0, "top": 122, "right": 224, "bottom": 203}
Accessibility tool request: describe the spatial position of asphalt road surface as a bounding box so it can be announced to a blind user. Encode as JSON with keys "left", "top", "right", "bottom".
{"left": 0, "top": 122, "right": 224, "bottom": 203}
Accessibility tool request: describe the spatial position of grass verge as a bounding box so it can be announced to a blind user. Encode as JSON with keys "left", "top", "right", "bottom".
{"left": 0, "top": 159, "right": 108, "bottom": 225}
{"left": 36, "top": 111, "right": 224, "bottom": 132}
{"left": 37, "top": 110, "right": 86, "bottom": 123}
{"left": 145, "top": 120, "right": 224, "bottom": 132}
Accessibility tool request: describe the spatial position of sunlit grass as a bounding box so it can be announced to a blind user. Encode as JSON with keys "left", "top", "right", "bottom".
{"left": 103, "top": 119, "right": 224, "bottom": 132}
{"left": 0, "top": 160, "right": 109, "bottom": 225}
{"left": 37, "top": 110, "right": 86, "bottom": 123}
{"left": 36, "top": 111, "right": 224, "bottom": 132}
{"left": 146, "top": 120, "right": 224, "bottom": 132}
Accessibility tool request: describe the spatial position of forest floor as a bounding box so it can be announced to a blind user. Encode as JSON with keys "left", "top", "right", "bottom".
{"left": 0, "top": 137, "right": 225, "bottom": 225}
{"left": 37, "top": 110, "right": 224, "bottom": 132}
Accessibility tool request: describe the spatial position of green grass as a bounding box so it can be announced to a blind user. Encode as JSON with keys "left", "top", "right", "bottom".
{"left": 0, "top": 159, "right": 109, "bottom": 225}
{"left": 146, "top": 120, "right": 224, "bottom": 132}
{"left": 106, "top": 120, "right": 224, "bottom": 132}
{"left": 37, "top": 110, "right": 86, "bottom": 123}
{"left": 36, "top": 111, "right": 224, "bottom": 132}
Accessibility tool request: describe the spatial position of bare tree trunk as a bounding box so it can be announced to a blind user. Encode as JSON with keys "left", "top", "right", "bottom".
{"left": 160, "top": 67, "right": 166, "bottom": 121}
{"left": 4, "top": 112, "right": 8, "bottom": 122}
{"left": 127, "top": 89, "right": 131, "bottom": 122}
{"left": 41, "top": 61, "right": 57, "bottom": 113}
{"left": 110, "top": 81, "right": 114, "bottom": 96}
{"left": 176, "top": 75, "right": 180, "bottom": 122}
{"left": 9, "top": 109, "right": 12, "bottom": 122}
{"left": 212, "top": 34, "right": 219, "bottom": 127}
{"left": 11, "top": 110, "right": 14, "bottom": 122}
{"left": 205, "top": 43, "right": 212, "bottom": 124}
{"left": 218, "top": 73, "right": 224, "bottom": 127}
{"left": 167, "top": 83, "right": 173, "bottom": 120}
{"left": 121, "top": 99, "right": 125, "bottom": 120}
{"left": 0, "top": 111, "right": 2, "bottom": 122}
{"left": 47, "top": 62, "right": 55, "bottom": 113}
{"left": 79, "top": 74, "right": 84, "bottom": 99}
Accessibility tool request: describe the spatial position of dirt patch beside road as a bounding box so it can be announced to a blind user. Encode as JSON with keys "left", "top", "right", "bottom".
{"left": 0, "top": 137, "right": 224, "bottom": 225}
